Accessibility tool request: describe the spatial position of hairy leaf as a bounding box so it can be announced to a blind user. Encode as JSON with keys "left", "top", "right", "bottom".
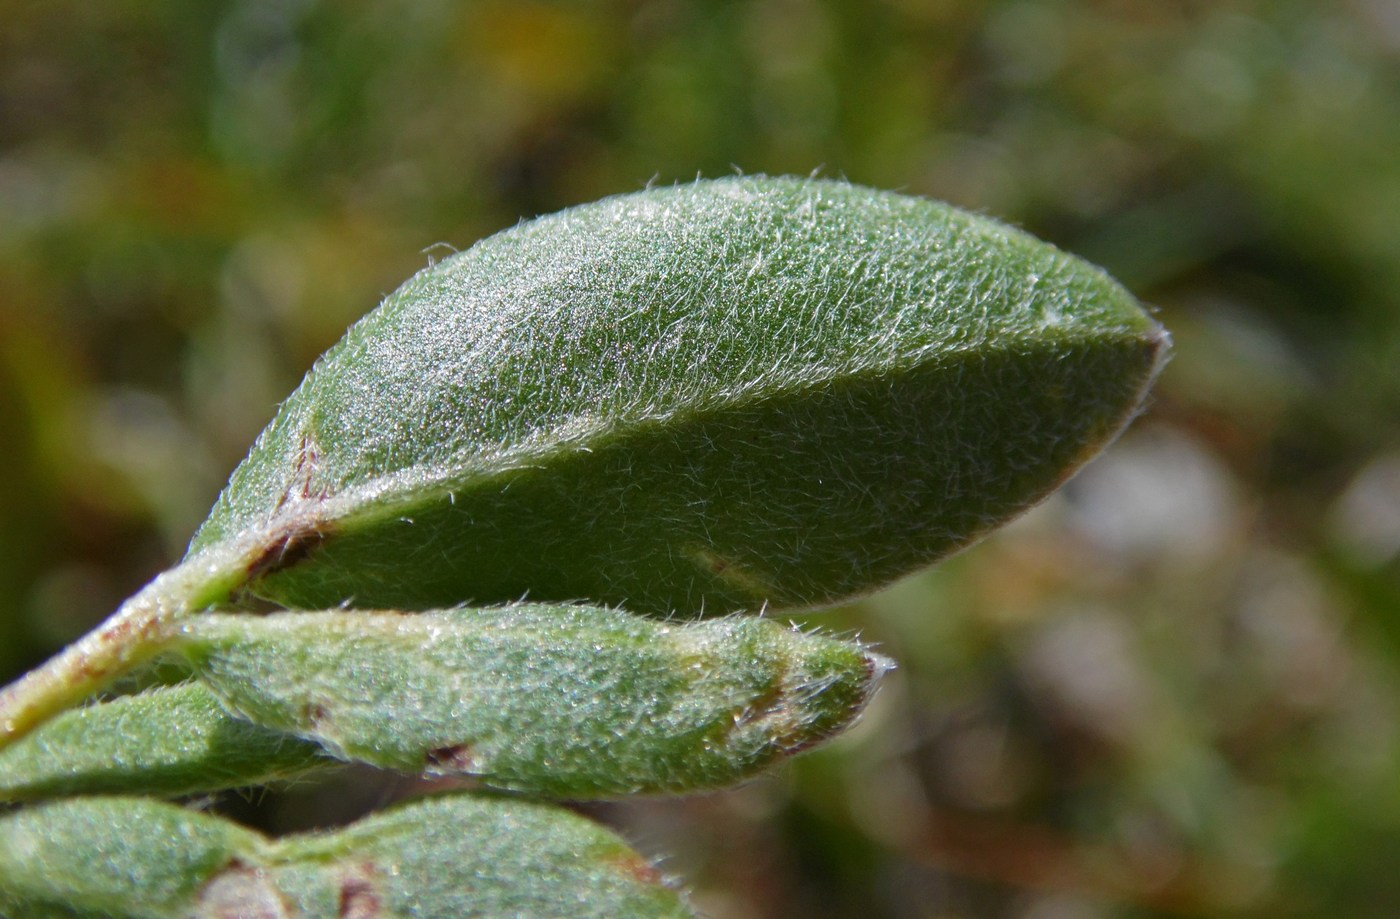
{"left": 178, "top": 603, "right": 887, "bottom": 797}
{"left": 269, "top": 792, "right": 691, "bottom": 918}
{"left": 0, "top": 682, "right": 330, "bottom": 801}
{"left": 0, "top": 793, "right": 693, "bottom": 918}
{"left": 0, "top": 795, "right": 257, "bottom": 918}
{"left": 189, "top": 176, "right": 1167, "bottom": 616}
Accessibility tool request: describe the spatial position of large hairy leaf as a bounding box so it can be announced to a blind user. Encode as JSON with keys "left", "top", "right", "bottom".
{"left": 190, "top": 176, "right": 1167, "bottom": 615}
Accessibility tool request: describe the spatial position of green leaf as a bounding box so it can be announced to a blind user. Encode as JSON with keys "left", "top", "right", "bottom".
{"left": 0, "top": 795, "right": 257, "bottom": 918}
{"left": 0, "top": 682, "right": 331, "bottom": 802}
{"left": 178, "top": 603, "right": 888, "bottom": 797}
{"left": 189, "top": 176, "right": 1167, "bottom": 616}
{"left": 270, "top": 792, "right": 692, "bottom": 918}
{"left": 0, "top": 792, "right": 693, "bottom": 918}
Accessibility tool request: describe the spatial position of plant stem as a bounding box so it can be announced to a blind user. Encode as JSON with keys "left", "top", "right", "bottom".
{"left": 0, "top": 533, "right": 268, "bottom": 752}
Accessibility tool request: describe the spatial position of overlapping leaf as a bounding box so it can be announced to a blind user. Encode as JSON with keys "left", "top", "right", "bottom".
{"left": 0, "top": 683, "right": 329, "bottom": 801}
{"left": 0, "top": 793, "right": 693, "bottom": 918}
{"left": 181, "top": 603, "right": 887, "bottom": 797}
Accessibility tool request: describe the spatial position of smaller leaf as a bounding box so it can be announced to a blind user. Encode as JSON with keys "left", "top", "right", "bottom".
{"left": 267, "top": 792, "right": 692, "bottom": 918}
{"left": 0, "top": 682, "right": 331, "bottom": 802}
{"left": 0, "top": 793, "right": 694, "bottom": 918}
{"left": 0, "top": 795, "right": 257, "bottom": 918}
{"left": 178, "top": 603, "right": 888, "bottom": 797}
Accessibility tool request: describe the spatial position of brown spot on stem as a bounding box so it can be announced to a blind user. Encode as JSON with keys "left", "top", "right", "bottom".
{"left": 95, "top": 606, "right": 166, "bottom": 656}
{"left": 425, "top": 743, "right": 478, "bottom": 774}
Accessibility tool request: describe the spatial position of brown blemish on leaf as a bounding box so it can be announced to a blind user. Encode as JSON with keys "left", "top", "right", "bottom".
{"left": 302, "top": 700, "right": 331, "bottom": 729}
{"left": 246, "top": 521, "right": 332, "bottom": 582}
{"left": 773, "top": 653, "right": 883, "bottom": 755}
{"left": 245, "top": 430, "right": 338, "bottom": 583}
{"left": 274, "top": 432, "right": 331, "bottom": 512}
{"left": 734, "top": 680, "right": 785, "bottom": 730}
{"left": 197, "top": 859, "right": 290, "bottom": 919}
{"left": 774, "top": 723, "right": 826, "bottom": 755}
{"left": 425, "top": 743, "right": 478, "bottom": 774}
{"left": 728, "top": 652, "right": 877, "bottom": 756}
{"left": 607, "top": 851, "right": 665, "bottom": 887}
{"left": 721, "top": 671, "right": 810, "bottom": 763}
{"left": 337, "top": 862, "right": 383, "bottom": 918}
{"left": 685, "top": 544, "right": 775, "bottom": 597}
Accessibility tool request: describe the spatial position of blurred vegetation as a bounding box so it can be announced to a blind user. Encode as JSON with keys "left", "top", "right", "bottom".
{"left": 3, "top": 1, "right": 1400, "bottom": 916}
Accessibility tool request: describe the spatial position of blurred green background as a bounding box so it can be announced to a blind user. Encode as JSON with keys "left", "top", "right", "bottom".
{"left": 3, "top": 1, "right": 1400, "bottom": 916}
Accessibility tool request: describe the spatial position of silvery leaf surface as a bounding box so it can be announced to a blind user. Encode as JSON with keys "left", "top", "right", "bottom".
{"left": 189, "top": 176, "right": 1167, "bottom": 615}
{"left": 0, "top": 682, "right": 331, "bottom": 801}
{"left": 0, "top": 793, "right": 693, "bottom": 918}
{"left": 180, "top": 603, "right": 887, "bottom": 797}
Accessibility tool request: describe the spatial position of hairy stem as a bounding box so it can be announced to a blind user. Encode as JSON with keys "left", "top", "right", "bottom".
{"left": 0, "top": 522, "right": 294, "bottom": 751}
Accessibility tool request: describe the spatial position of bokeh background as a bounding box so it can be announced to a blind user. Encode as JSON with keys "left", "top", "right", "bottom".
{"left": 4, "top": 1, "right": 1400, "bottom": 916}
